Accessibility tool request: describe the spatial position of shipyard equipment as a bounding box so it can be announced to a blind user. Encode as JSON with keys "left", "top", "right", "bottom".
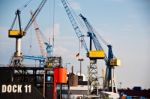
{"left": 22, "top": 55, "right": 45, "bottom": 67}
{"left": 80, "top": 14, "right": 120, "bottom": 93}
{"left": 60, "top": 0, "right": 88, "bottom": 52}
{"left": 61, "top": 0, "right": 103, "bottom": 95}
{"left": 79, "top": 14, "right": 106, "bottom": 95}
{"left": 8, "top": 0, "right": 47, "bottom": 67}
{"left": 61, "top": 0, "right": 120, "bottom": 96}
{"left": 31, "top": 11, "right": 53, "bottom": 57}
{"left": 5, "top": 0, "right": 121, "bottom": 98}
{"left": 22, "top": 12, "right": 53, "bottom": 67}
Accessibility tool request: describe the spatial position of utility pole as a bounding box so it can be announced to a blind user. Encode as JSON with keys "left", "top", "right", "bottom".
{"left": 66, "top": 63, "right": 70, "bottom": 71}
{"left": 78, "top": 58, "right": 84, "bottom": 76}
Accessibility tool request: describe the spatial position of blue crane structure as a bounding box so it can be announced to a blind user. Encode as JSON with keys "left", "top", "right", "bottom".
{"left": 61, "top": 0, "right": 105, "bottom": 95}
{"left": 61, "top": 0, "right": 120, "bottom": 95}
{"left": 22, "top": 11, "right": 53, "bottom": 67}
{"left": 61, "top": 0, "right": 88, "bottom": 52}
{"left": 80, "top": 14, "right": 120, "bottom": 93}
{"left": 23, "top": 55, "right": 45, "bottom": 67}
{"left": 44, "top": 42, "right": 53, "bottom": 57}
{"left": 31, "top": 10, "right": 53, "bottom": 58}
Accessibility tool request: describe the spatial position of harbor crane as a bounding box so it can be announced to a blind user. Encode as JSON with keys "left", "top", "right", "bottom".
{"left": 8, "top": 0, "right": 47, "bottom": 67}
{"left": 61, "top": 0, "right": 88, "bottom": 52}
{"left": 23, "top": 11, "right": 53, "bottom": 67}
{"left": 80, "top": 14, "right": 120, "bottom": 93}
{"left": 31, "top": 11, "right": 53, "bottom": 58}
{"left": 25, "top": 11, "right": 53, "bottom": 67}
{"left": 61, "top": 0, "right": 120, "bottom": 96}
{"left": 61, "top": 0, "right": 105, "bottom": 95}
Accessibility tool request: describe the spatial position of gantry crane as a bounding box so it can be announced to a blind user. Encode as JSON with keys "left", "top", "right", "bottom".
{"left": 80, "top": 14, "right": 120, "bottom": 93}
{"left": 8, "top": 0, "right": 47, "bottom": 67}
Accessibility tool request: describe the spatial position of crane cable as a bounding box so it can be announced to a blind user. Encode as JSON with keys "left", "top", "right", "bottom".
{"left": 19, "top": 0, "right": 33, "bottom": 11}
{"left": 28, "top": 28, "right": 33, "bottom": 54}
{"left": 24, "top": 0, "right": 47, "bottom": 33}
{"left": 10, "top": 0, "right": 33, "bottom": 30}
{"left": 10, "top": 13, "right": 17, "bottom": 30}
{"left": 52, "top": 0, "right": 56, "bottom": 48}
{"left": 66, "top": 0, "right": 87, "bottom": 51}
{"left": 94, "top": 29, "right": 109, "bottom": 46}
{"left": 65, "top": 0, "right": 86, "bottom": 57}
{"left": 94, "top": 30, "right": 118, "bottom": 59}
{"left": 68, "top": 2, "right": 87, "bottom": 35}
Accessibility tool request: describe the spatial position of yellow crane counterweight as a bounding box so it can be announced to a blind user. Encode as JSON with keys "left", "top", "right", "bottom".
{"left": 8, "top": 30, "right": 25, "bottom": 38}
{"left": 110, "top": 58, "right": 121, "bottom": 66}
{"left": 87, "top": 50, "right": 105, "bottom": 59}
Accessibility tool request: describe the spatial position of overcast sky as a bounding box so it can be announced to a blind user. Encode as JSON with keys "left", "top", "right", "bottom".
{"left": 0, "top": 0, "right": 150, "bottom": 89}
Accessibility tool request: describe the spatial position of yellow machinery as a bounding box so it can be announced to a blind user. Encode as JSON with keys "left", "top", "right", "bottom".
{"left": 110, "top": 58, "right": 120, "bottom": 66}
{"left": 87, "top": 50, "right": 105, "bottom": 59}
{"left": 8, "top": 0, "right": 47, "bottom": 66}
{"left": 61, "top": 0, "right": 121, "bottom": 95}
{"left": 8, "top": 30, "right": 25, "bottom": 38}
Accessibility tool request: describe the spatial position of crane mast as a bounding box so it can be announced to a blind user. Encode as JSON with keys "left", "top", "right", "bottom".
{"left": 104, "top": 45, "right": 120, "bottom": 92}
{"left": 80, "top": 14, "right": 106, "bottom": 95}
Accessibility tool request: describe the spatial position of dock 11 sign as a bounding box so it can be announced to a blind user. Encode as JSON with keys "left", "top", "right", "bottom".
{"left": 0, "top": 84, "right": 32, "bottom": 93}
{"left": 0, "top": 83, "right": 44, "bottom": 99}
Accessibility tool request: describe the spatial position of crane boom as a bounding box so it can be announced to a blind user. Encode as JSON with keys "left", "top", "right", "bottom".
{"left": 31, "top": 11, "right": 53, "bottom": 57}
{"left": 62, "top": 0, "right": 120, "bottom": 95}
{"left": 61, "top": 0, "right": 103, "bottom": 95}
{"left": 8, "top": 0, "right": 47, "bottom": 67}
{"left": 24, "top": 0, "right": 47, "bottom": 33}
{"left": 61, "top": 0, "right": 88, "bottom": 52}
{"left": 80, "top": 14, "right": 120, "bottom": 93}
{"left": 30, "top": 11, "right": 46, "bottom": 57}
{"left": 80, "top": 14, "right": 103, "bottom": 50}
{"left": 9, "top": 0, "right": 47, "bottom": 38}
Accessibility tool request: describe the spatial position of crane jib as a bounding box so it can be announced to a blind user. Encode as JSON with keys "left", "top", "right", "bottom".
{"left": 61, "top": 0, "right": 88, "bottom": 52}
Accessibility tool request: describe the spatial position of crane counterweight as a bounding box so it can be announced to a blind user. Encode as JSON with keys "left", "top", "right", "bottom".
{"left": 110, "top": 58, "right": 121, "bottom": 66}
{"left": 8, "top": 0, "right": 47, "bottom": 67}
{"left": 8, "top": 30, "right": 25, "bottom": 38}
{"left": 87, "top": 50, "right": 105, "bottom": 59}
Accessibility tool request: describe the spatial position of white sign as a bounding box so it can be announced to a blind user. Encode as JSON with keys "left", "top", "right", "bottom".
{"left": 1, "top": 84, "right": 31, "bottom": 93}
